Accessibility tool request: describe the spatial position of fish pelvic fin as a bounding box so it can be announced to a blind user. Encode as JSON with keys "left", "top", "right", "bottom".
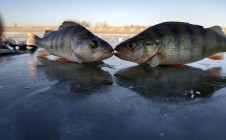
{"left": 209, "top": 53, "right": 225, "bottom": 60}
{"left": 26, "top": 32, "right": 40, "bottom": 46}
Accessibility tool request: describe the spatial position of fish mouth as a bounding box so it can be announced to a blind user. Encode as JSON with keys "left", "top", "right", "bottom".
{"left": 114, "top": 49, "right": 149, "bottom": 64}
{"left": 113, "top": 47, "right": 122, "bottom": 56}
{"left": 114, "top": 49, "right": 133, "bottom": 61}
{"left": 113, "top": 50, "right": 122, "bottom": 58}
{"left": 100, "top": 49, "right": 114, "bottom": 59}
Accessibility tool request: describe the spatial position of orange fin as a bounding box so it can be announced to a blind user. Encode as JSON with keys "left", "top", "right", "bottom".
{"left": 56, "top": 57, "right": 71, "bottom": 63}
{"left": 37, "top": 50, "right": 49, "bottom": 58}
{"left": 209, "top": 54, "right": 224, "bottom": 60}
{"left": 26, "top": 32, "right": 38, "bottom": 46}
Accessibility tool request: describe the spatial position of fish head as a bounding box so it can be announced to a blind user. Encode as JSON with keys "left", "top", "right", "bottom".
{"left": 114, "top": 37, "right": 159, "bottom": 64}
{"left": 73, "top": 36, "right": 113, "bottom": 62}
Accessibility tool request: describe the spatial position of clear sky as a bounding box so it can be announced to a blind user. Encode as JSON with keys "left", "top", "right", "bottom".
{"left": 0, "top": 0, "right": 225, "bottom": 27}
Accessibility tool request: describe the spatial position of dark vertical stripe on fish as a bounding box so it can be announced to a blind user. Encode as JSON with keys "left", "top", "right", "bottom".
{"left": 185, "top": 25, "right": 195, "bottom": 60}
{"left": 205, "top": 30, "right": 218, "bottom": 55}
{"left": 49, "top": 34, "right": 53, "bottom": 50}
{"left": 58, "top": 29, "right": 64, "bottom": 55}
{"left": 169, "top": 25, "right": 181, "bottom": 60}
{"left": 152, "top": 26, "right": 162, "bottom": 39}
{"left": 215, "top": 31, "right": 223, "bottom": 52}
{"left": 201, "top": 29, "right": 207, "bottom": 56}
{"left": 54, "top": 32, "right": 59, "bottom": 54}
{"left": 57, "top": 30, "right": 63, "bottom": 55}
{"left": 62, "top": 29, "right": 67, "bottom": 55}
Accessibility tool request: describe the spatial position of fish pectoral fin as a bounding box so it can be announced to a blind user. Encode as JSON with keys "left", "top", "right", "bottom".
{"left": 76, "top": 58, "right": 83, "bottom": 64}
{"left": 209, "top": 53, "right": 225, "bottom": 60}
{"left": 147, "top": 55, "right": 160, "bottom": 68}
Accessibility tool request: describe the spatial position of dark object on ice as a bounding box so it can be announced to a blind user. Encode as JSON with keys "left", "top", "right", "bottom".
{"left": 4, "top": 38, "right": 28, "bottom": 50}
{"left": 0, "top": 37, "right": 38, "bottom": 56}
{"left": 0, "top": 48, "right": 24, "bottom": 56}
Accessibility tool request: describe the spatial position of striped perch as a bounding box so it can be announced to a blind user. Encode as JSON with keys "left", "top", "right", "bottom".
{"left": 114, "top": 22, "right": 226, "bottom": 67}
{"left": 26, "top": 21, "right": 113, "bottom": 63}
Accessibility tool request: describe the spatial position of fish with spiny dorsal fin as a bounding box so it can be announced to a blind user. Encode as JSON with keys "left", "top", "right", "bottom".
{"left": 27, "top": 21, "right": 113, "bottom": 63}
{"left": 114, "top": 22, "right": 226, "bottom": 67}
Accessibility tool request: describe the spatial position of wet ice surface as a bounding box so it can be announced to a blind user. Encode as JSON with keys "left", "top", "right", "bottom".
{"left": 1, "top": 33, "right": 226, "bottom": 140}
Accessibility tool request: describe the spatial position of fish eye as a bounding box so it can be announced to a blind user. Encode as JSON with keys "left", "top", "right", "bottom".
{"left": 126, "top": 43, "right": 136, "bottom": 50}
{"left": 89, "top": 40, "right": 98, "bottom": 49}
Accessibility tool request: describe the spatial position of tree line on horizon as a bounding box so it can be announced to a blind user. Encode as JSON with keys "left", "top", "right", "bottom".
{"left": 10, "top": 20, "right": 147, "bottom": 28}
{"left": 74, "top": 20, "right": 147, "bottom": 28}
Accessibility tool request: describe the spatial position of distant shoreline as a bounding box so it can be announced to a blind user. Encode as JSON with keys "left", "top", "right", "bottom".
{"left": 3, "top": 26, "right": 226, "bottom": 34}
{"left": 3, "top": 26, "right": 147, "bottom": 34}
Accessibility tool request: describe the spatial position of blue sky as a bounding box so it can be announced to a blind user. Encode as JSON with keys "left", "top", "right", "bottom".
{"left": 0, "top": 0, "right": 225, "bottom": 27}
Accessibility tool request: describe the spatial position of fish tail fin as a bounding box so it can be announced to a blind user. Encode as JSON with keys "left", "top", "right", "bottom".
{"left": 26, "top": 32, "right": 40, "bottom": 46}
{"left": 208, "top": 26, "right": 225, "bottom": 37}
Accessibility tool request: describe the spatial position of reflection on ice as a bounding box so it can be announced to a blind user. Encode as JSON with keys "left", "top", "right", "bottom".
{"left": 114, "top": 65, "right": 226, "bottom": 101}
{"left": 39, "top": 58, "right": 113, "bottom": 93}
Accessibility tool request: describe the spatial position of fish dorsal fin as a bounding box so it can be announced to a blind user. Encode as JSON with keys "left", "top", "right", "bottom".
{"left": 44, "top": 30, "right": 55, "bottom": 37}
{"left": 58, "top": 21, "right": 81, "bottom": 29}
{"left": 208, "top": 26, "right": 225, "bottom": 36}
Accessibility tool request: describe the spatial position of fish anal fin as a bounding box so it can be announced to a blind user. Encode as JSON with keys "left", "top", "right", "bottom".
{"left": 209, "top": 53, "right": 224, "bottom": 60}
{"left": 56, "top": 57, "right": 71, "bottom": 63}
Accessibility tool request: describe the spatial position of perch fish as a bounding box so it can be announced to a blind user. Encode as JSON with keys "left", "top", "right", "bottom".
{"left": 114, "top": 22, "right": 226, "bottom": 67}
{"left": 27, "top": 21, "right": 113, "bottom": 63}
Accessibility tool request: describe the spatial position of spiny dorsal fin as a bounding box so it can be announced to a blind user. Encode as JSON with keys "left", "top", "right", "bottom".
{"left": 208, "top": 26, "right": 225, "bottom": 36}
{"left": 58, "top": 21, "right": 80, "bottom": 29}
{"left": 44, "top": 30, "right": 55, "bottom": 37}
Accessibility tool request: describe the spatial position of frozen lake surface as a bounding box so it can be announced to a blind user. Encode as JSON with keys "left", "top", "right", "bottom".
{"left": 1, "top": 33, "right": 226, "bottom": 140}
